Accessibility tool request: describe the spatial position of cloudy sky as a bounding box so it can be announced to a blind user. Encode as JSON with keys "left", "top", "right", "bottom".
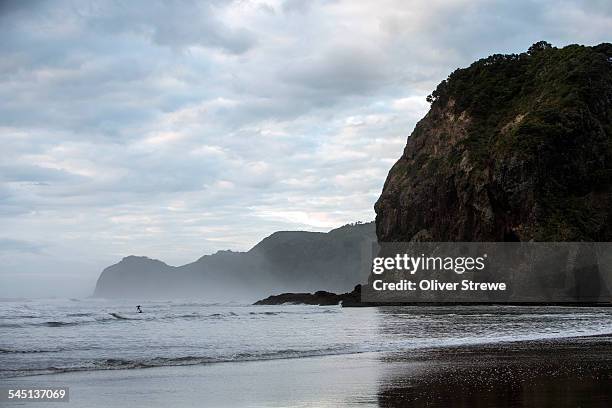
{"left": 1, "top": 0, "right": 610, "bottom": 297}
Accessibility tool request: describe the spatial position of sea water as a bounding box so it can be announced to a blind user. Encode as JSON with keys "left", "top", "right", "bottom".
{"left": 2, "top": 298, "right": 612, "bottom": 378}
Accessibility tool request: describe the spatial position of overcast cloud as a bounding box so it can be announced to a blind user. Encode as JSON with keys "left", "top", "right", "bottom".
{"left": 1, "top": 0, "right": 610, "bottom": 297}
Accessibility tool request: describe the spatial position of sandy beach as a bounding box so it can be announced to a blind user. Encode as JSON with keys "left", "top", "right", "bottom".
{"left": 4, "top": 335, "right": 612, "bottom": 408}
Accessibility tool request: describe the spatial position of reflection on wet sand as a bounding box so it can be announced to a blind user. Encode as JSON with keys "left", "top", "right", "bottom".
{"left": 376, "top": 337, "right": 612, "bottom": 407}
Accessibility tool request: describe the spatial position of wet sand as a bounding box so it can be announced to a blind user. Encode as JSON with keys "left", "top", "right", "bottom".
{"left": 4, "top": 335, "right": 612, "bottom": 407}
{"left": 378, "top": 335, "right": 612, "bottom": 407}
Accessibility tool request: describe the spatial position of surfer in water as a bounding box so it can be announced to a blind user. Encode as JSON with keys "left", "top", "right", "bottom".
{"left": 136, "top": 305, "right": 142, "bottom": 313}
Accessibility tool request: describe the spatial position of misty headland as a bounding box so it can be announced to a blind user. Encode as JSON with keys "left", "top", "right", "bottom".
{"left": 93, "top": 221, "right": 374, "bottom": 301}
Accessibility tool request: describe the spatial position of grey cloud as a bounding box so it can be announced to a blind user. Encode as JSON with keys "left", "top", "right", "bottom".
{"left": 0, "top": 238, "right": 44, "bottom": 254}
{"left": 83, "top": 0, "right": 256, "bottom": 54}
{"left": 282, "top": 0, "right": 313, "bottom": 15}
{"left": 0, "top": 0, "right": 49, "bottom": 17}
{"left": 279, "top": 46, "right": 393, "bottom": 96}
{"left": 0, "top": 164, "right": 86, "bottom": 183}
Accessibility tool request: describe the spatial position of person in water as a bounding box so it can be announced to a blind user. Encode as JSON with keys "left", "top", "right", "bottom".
{"left": 136, "top": 305, "right": 142, "bottom": 313}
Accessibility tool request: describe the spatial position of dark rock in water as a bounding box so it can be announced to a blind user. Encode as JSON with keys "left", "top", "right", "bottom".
{"left": 254, "top": 291, "right": 341, "bottom": 306}
{"left": 375, "top": 42, "right": 612, "bottom": 242}
{"left": 254, "top": 285, "right": 361, "bottom": 306}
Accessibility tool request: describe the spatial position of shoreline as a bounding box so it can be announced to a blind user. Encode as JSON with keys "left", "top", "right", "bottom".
{"left": 4, "top": 335, "right": 612, "bottom": 407}
{"left": 4, "top": 330, "right": 612, "bottom": 380}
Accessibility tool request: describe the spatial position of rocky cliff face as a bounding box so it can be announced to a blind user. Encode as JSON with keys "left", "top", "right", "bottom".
{"left": 376, "top": 42, "right": 612, "bottom": 242}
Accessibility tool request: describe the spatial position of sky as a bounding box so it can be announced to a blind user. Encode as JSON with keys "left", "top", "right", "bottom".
{"left": 1, "top": 0, "right": 611, "bottom": 297}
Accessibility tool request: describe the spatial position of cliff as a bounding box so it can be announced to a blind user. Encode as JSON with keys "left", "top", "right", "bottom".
{"left": 375, "top": 42, "right": 612, "bottom": 242}
{"left": 93, "top": 222, "right": 375, "bottom": 300}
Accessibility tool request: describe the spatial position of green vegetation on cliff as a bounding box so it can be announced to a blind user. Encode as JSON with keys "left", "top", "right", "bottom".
{"left": 377, "top": 42, "right": 612, "bottom": 242}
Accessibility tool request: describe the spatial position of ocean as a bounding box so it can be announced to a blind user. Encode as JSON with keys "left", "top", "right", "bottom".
{"left": 2, "top": 298, "right": 612, "bottom": 379}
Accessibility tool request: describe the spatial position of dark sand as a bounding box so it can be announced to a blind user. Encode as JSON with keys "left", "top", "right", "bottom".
{"left": 378, "top": 335, "right": 612, "bottom": 407}
{"left": 4, "top": 335, "right": 612, "bottom": 407}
